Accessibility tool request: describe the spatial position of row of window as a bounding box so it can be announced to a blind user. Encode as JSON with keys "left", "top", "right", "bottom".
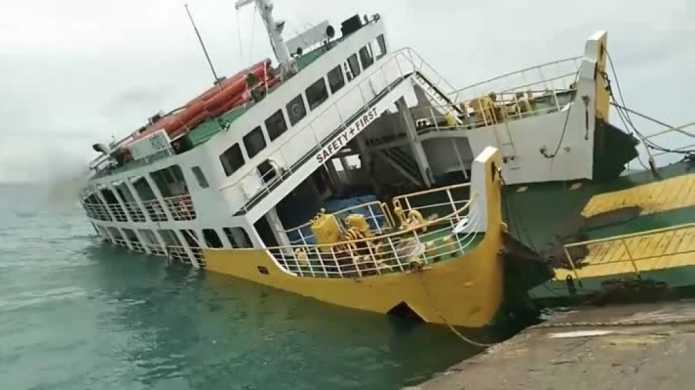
{"left": 97, "top": 224, "right": 253, "bottom": 250}
{"left": 218, "top": 35, "right": 387, "bottom": 179}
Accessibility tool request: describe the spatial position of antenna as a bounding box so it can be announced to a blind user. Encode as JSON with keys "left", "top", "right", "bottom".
{"left": 184, "top": 4, "right": 222, "bottom": 85}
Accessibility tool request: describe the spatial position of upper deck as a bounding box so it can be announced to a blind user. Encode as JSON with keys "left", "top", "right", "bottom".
{"left": 88, "top": 15, "right": 385, "bottom": 181}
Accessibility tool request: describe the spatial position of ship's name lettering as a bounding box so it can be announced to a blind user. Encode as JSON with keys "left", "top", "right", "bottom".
{"left": 316, "top": 107, "right": 378, "bottom": 164}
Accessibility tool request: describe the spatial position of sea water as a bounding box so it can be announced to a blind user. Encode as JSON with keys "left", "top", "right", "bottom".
{"left": 0, "top": 184, "right": 481, "bottom": 389}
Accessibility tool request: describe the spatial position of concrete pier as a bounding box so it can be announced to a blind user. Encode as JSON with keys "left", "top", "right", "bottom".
{"left": 417, "top": 300, "right": 695, "bottom": 389}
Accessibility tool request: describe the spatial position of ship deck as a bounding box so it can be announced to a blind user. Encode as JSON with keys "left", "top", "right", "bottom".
{"left": 417, "top": 300, "right": 695, "bottom": 390}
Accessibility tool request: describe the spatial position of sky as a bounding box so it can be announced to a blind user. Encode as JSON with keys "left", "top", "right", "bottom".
{"left": 0, "top": 0, "right": 693, "bottom": 184}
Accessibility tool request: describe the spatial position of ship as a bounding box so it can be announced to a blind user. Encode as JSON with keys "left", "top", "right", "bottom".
{"left": 80, "top": 0, "right": 694, "bottom": 328}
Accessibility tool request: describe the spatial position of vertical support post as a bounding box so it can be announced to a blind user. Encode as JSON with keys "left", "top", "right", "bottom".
{"left": 125, "top": 179, "right": 151, "bottom": 222}
{"left": 94, "top": 186, "right": 117, "bottom": 222}
{"left": 265, "top": 207, "right": 292, "bottom": 247}
{"left": 621, "top": 240, "right": 641, "bottom": 278}
{"left": 133, "top": 229, "right": 152, "bottom": 255}
{"left": 331, "top": 247, "right": 343, "bottom": 277}
{"left": 563, "top": 246, "right": 581, "bottom": 282}
{"left": 144, "top": 175, "right": 174, "bottom": 221}
{"left": 450, "top": 139, "right": 468, "bottom": 179}
{"left": 175, "top": 230, "right": 200, "bottom": 268}
{"left": 396, "top": 97, "right": 432, "bottom": 187}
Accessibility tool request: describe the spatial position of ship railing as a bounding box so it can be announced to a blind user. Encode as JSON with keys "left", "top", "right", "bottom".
{"left": 123, "top": 202, "right": 147, "bottom": 222}
{"left": 166, "top": 245, "right": 192, "bottom": 264}
{"left": 227, "top": 47, "right": 456, "bottom": 215}
{"left": 393, "top": 182, "right": 471, "bottom": 222}
{"left": 191, "top": 247, "right": 205, "bottom": 267}
{"left": 107, "top": 203, "right": 128, "bottom": 222}
{"left": 412, "top": 87, "right": 577, "bottom": 135}
{"left": 82, "top": 201, "right": 112, "bottom": 221}
{"left": 113, "top": 237, "right": 128, "bottom": 248}
{"left": 141, "top": 199, "right": 168, "bottom": 222}
{"left": 562, "top": 223, "right": 695, "bottom": 282}
{"left": 281, "top": 201, "right": 395, "bottom": 247}
{"left": 449, "top": 56, "right": 582, "bottom": 104}
{"left": 266, "top": 195, "right": 482, "bottom": 279}
{"left": 146, "top": 244, "right": 167, "bottom": 257}
{"left": 129, "top": 241, "right": 145, "bottom": 253}
{"left": 163, "top": 194, "right": 197, "bottom": 221}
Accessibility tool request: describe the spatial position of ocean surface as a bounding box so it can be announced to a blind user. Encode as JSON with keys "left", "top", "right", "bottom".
{"left": 0, "top": 184, "right": 483, "bottom": 390}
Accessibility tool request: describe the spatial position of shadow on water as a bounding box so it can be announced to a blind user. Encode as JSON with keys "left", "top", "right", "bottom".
{"left": 80, "top": 244, "right": 484, "bottom": 389}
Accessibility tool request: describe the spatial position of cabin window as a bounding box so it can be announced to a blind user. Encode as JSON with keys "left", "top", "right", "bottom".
{"left": 286, "top": 94, "right": 307, "bottom": 126}
{"left": 243, "top": 126, "right": 266, "bottom": 159}
{"left": 265, "top": 109, "right": 288, "bottom": 141}
{"left": 223, "top": 227, "right": 253, "bottom": 248}
{"left": 191, "top": 166, "right": 209, "bottom": 189}
{"left": 203, "top": 229, "right": 224, "bottom": 249}
{"left": 347, "top": 53, "right": 361, "bottom": 79}
{"left": 219, "top": 143, "right": 245, "bottom": 177}
{"left": 258, "top": 159, "right": 277, "bottom": 183}
{"left": 375, "top": 34, "right": 387, "bottom": 59}
{"left": 327, "top": 65, "right": 345, "bottom": 94}
{"left": 305, "top": 77, "right": 329, "bottom": 110}
{"left": 359, "top": 45, "right": 373, "bottom": 69}
{"left": 150, "top": 165, "right": 188, "bottom": 197}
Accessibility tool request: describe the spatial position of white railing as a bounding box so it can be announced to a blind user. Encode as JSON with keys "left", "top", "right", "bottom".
{"left": 267, "top": 195, "right": 481, "bottom": 279}
{"left": 147, "top": 244, "right": 167, "bottom": 256}
{"left": 393, "top": 182, "right": 471, "bottom": 221}
{"left": 281, "top": 201, "right": 395, "bottom": 246}
{"left": 129, "top": 241, "right": 145, "bottom": 253}
{"left": 166, "top": 245, "right": 191, "bottom": 264}
{"left": 164, "top": 194, "right": 197, "bottom": 221}
{"left": 413, "top": 88, "right": 576, "bottom": 135}
{"left": 113, "top": 237, "right": 128, "bottom": 248}
{"left": 107, "top": 203, "right": 128, "bottom": 222}
{"left": 450, "top": 56, "right": 582, "bottom": 103}
{"left": 141, "top": 199, "right": 168, "bottom": 222}
{"left": 82, "top": 201, "right": 112, "bottom": 221}
{"left": 123, "top": 202, "right": 146, "bottom": 222}
{"left": 225, "top": 47, "right": 456, "bottom": 215}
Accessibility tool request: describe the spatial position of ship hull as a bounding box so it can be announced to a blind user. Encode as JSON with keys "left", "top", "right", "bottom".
{"left": 204, "top": 147, "right": 541, "bottom": 329}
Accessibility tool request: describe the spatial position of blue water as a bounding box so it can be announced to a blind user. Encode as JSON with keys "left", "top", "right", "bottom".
{"left": 0, "top": 185, "right": 481, "bottom": 389}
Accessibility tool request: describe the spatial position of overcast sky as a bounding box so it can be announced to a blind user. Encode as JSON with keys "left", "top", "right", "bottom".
{"left": 0, "top": 0, "right": 693, "bottom": 184}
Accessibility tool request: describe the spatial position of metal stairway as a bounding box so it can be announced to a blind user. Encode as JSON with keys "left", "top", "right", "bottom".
{"left": 413, "top": 71, "right": 464, "bottom": 123}
{"left": 233, "top": 75, "right": 412, "bottom": 217}
{"left": 377, "top": 147, "right": 423, "bottom": 186}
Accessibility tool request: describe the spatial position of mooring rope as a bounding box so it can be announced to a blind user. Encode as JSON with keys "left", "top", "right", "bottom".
{"left": 414, "top": 268, "right": 495, "bottom": 348}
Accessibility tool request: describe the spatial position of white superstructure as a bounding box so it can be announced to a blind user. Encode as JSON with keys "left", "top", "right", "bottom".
{"left": 81, "top": 5, "right": 621, "bottom": 268}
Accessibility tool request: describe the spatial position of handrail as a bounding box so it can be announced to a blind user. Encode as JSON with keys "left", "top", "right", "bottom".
{"left": 219, "top": 47, "right": 456, "bottom": 215}
{"left": 450, "top": 56, "right": 581, "bottom": 97}
{"left": 267, "top": 197, "right": 482, "bottom": 278}
{"left": 264, "top": 193, "right": 476, "bottom": 252}
{"left": 281, "top": 201, "right": 392, "bottom": 246}
{"left": 565, "top": 223, "right": 695, "bottom": 248}
{"left": 562, "top": 223, "right": 695, "bottom": 281}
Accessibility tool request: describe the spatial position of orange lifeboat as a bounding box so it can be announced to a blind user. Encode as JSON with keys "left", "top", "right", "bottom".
{"left": 129, "top": 59, "right": 275, "bottom": 144}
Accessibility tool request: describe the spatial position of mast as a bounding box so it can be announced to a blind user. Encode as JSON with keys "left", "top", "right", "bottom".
{"left": 235, "top": 0, "right": 296, "bottom": 76}
{"left": 185, "top": 4, "right": 222, "bottom": 85}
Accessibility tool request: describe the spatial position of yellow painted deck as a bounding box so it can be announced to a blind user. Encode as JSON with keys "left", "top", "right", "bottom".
{"left": 581, "top": 174, "right": 695, "bottom": 217}
{"left": 556, "top": 225, "right": 695, "bottom": 280}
